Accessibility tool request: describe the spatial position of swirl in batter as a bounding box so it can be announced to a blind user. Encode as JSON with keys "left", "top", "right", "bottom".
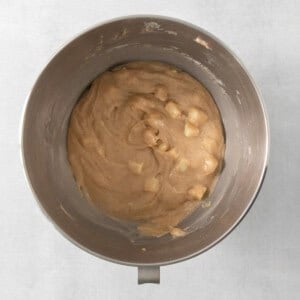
{"left": 67, "top": 61, "right": 224, "bottom": 237}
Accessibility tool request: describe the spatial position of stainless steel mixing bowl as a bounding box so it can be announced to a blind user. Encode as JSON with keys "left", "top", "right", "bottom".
{"left": 21, "top": 16, "right": 269, "bottom": 283}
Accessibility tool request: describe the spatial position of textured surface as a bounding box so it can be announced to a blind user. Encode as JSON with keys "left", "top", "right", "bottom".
{"left": 67, "top": 61, "right": 224, "bottom": 237}
{"left": 1, "top": 1, "right": 299, "bottom": 299}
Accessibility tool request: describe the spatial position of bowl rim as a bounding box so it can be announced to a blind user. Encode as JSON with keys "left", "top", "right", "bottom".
{"left": 20, "top": 14, "right": 270, "bottom": 267}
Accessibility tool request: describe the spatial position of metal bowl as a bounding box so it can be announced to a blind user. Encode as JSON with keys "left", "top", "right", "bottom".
{"left": 21, "top": 16, "right": 269, "bottom": 283}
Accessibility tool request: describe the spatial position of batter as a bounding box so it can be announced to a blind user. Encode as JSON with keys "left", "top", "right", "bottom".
{"left": 67, "top": 61, "right": 224, "bottom": 237}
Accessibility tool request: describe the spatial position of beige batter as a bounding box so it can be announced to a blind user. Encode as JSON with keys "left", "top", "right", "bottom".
{"left": 67, "top": 61, "right": 224, "bottom": 237}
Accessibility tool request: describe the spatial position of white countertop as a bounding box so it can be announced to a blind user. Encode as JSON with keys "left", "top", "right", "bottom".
{"left": 1, "top": 1, "right": 299, "bottom": 299}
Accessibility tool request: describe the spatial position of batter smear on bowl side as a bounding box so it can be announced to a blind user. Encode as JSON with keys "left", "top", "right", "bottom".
{"left": 67, "top": 61, "right": 225, "bottom": 237}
